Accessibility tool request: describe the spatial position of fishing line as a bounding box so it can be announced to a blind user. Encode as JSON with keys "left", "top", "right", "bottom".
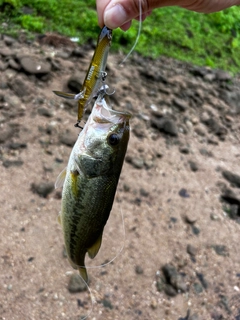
{"left": 119, "top": 0, "right": 143, "bottom": 66}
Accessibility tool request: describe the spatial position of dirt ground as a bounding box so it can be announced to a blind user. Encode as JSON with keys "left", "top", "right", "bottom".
{"left": 1, "top": 32, "right": 240, "bottom": 320}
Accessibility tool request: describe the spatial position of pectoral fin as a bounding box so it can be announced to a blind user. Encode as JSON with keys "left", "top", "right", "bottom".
{"left": 87, "top": 232, "right": 103, "bottom": 259}
{"left": 55, "top": 167, "right": 67, "bottom": 189}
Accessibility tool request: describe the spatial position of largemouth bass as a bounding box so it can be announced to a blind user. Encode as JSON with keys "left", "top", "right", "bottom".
{"left": 53, "top": 26, "right": 112, "bottom": 127}
{"left": 55, "top": 93, "right": 131, "bottom": 283}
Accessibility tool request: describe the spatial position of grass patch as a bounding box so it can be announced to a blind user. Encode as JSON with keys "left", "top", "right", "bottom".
{"left": 0, "top": 0, "right": 240, "bottom": 73}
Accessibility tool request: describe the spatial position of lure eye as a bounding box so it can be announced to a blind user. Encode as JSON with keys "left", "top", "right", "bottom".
{"left": 107, "top": 133, "right": 120, "bottom": 146}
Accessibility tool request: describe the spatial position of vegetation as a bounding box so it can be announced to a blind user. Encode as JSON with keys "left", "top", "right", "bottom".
{"left": 0, "top": 0, "right": 240, "bottom": 73}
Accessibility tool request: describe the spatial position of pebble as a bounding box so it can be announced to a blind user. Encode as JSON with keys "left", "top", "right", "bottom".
{"left": 173, "top": 98, "right": 188, "bottom": 111}
{"left": 151, "top": 117, "right": 178, "bottom": 136}
{"left": 3, "top": 159, "right": 24, "bottom": 168}
{"left": 212, "top": 245, "right": 228, "bottom": 256}
{"left": 222, "top": 170, "right": 240, "bottom": 188}
{"left": 189, "top": 160, "right": 199, "bottom": 172}
{"left": 186, "top": 244, "right": 197, "bottom": 257}
{"left": 68, "top": 274, "right": 87, "bottom": 293}
{"left": 135, "top": 265, "right": 144, "bottom": 274}
{"left": 31, "top": 182, "right": 54, "bottom": 198}
{"left": 38, "top": 107, "right": 54, "bottom": 117}
{"left": 193, "top": 282, "right": 203, "bottom": 294}
{"left": 179, "top": 188, "right": 190, "bottom": 198}
{"left": 19, "top": 56, "right": 51, "bottom": 74}
{"left": 59, "top": 131, "right": 77, "bottom": 147}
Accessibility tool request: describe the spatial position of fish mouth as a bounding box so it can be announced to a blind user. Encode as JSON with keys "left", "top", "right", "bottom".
{"left": 93, "top": 94, "right": 131, "bottom": 125}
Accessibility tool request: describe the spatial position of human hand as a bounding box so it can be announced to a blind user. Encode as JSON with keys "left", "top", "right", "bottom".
{"left": 97, "top": 0, "right": 240, "bottom": 31}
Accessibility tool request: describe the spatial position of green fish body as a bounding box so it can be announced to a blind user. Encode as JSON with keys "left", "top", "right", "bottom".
{"left": 56, "top": 94, "right": 131, "bottom": 283}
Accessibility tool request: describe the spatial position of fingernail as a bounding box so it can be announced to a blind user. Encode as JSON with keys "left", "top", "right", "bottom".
{"left": 104, "top": 4, "right": 128, "bottom": 29}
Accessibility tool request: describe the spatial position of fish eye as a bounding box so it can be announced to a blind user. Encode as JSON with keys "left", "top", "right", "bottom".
{"left": 107, "top": 133, "right": 120, "bottom": 146}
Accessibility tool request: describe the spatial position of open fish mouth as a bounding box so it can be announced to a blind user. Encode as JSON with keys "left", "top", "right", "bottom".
{"left": 92, "top": 93, "right": 131, "bottom": 125}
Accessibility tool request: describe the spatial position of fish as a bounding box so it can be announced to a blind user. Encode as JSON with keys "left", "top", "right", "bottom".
{"left": 55, "top": 91, "right": 131, "bottom": 283}
{"left": 53, "top": 26, "right": 112, "bottom": 127}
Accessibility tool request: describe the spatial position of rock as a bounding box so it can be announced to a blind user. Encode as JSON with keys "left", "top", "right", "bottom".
{"left": 162, "top": 264, "right": 187, "bottom": 293}
{"left": 196, "top": 272, "right": 208, "bottom": 289}
{"left": 187, "top": 244, "right": 197, "bottom": 257}
{"left": 212, "top": 245, "right": 228, "bottom": 256}
{"left": 67, "top": 72, "right": 83, "bottom": 92}
{"left": 59, "top": 131, "right": 77, "bottom": 147}
{"left": 0, "top": 126, "right": 14, "bottom": 143}
{"left": 0, "top": 47, "right": 13, "bottom": 57}
{"left": 189, "top": 160, "right": 198, "bottom": 172}
{"left": 222, "top": 170, "right": 240, "bottom": 188}
{"left": 38, "top": 107, "right": 54, "bottom": 117}
{"left": 193, "top": 282, "right": 203, "bottom": 294}
{"left": 164, "top": 284, "right": 178, "bottom": 297}
{"left": 191, "top": 225, "right": 200, "bottom": 235}
{"left": 199, "top": 148, "right": 213, "bottom": 157}
{"left": 31, "top": 182, "right": 54, "bottom": 198}
{"left": 9, "top": 76, "right": 32, "bottom": 97}
{"left": 68, "top": 274, "right": 87, "bottom": 293}
{"left": 151, "top": 117, "right": 178, "bottom": 136}
{"left": 125, "top": 155, "right": 144, "bottom": 169}
{"left": 19, "top": 56, "right": 51, "bottom": 74}
{"left": 220, "top": 91, "right": 240, "bottom": 115}
{"left": 179, "top": 146, "right": 190, "bottom": 154}
{"left": 102, "top": 298, "right": 113, "bottom": 309}
{"left": 135, "top": 265, "right": 144, "bottom": 274}
{"left": 179, "top": 188, "right": 190, "bottom": 198}
{"left": 3, "top": 159, "right": 24, "bottom": 168}
{"left": 7, "top": 142, "right": 27, "bottom": 150}
{"left": 173, "top": 98, "right": 188, "bottom": 111}
{"left": 215, "top": 70, "right": 232, "bottom": 81}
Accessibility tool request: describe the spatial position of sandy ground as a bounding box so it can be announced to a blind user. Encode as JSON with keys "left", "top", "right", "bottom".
{"left": 0, "top": 33, "right": 240, "bottom": 320}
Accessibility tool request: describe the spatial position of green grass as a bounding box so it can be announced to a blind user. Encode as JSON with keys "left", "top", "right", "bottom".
{"left": 0, "top": 0, "right": 240, "bottom": 73}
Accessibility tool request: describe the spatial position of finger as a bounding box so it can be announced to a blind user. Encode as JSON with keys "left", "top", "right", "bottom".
{"left": 96, "top": 0, "right": 111, "bottom": 27}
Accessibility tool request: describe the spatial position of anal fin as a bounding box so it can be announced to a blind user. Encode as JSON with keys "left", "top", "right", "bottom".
{"left": 87, "top": 231, "right": 103, "bottom": 259}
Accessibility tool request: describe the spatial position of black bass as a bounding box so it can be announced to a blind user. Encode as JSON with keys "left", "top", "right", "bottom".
{"left": 55, "top": 93, "right": 131, "bottom": 283}
{"left": 53, "top": 26, "right": 112, "bottom": 127}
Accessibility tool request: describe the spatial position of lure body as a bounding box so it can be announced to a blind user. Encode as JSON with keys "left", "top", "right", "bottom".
{"left": 53, "top": 26, "right": 112, "bottom": 125}
{"left": 55, "top": 94, "right": 131, "bottom": 283}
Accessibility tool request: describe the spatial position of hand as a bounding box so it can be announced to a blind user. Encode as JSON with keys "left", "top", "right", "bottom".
{"left": 97, "top": 0, "right": 240, "bottom": 31}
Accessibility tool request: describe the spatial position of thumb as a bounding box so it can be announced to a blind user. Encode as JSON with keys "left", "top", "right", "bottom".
{"left": 104, "top": 0, "right": 151, "bottom": 29}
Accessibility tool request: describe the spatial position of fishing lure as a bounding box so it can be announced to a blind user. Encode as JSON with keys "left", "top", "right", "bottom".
{"left": 53, "top": 26, "right": 112, "bottom": 127}
{"left": 55, "top": 91, "right": 131, "bottom": 283}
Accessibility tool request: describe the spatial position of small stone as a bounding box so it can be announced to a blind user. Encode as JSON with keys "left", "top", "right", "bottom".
{"left": 68, "top": 274, "right": 87, "bottom": 293}
{"left": 179, "top": 146, "right": 190, "bottom": 154}
{"left": 222, "top": 170, "right": 240, "bottom": 188}
{"left": 31, "top": 182, "right": 54, "bottom": 198}
{"left": 189, "top": 160, "right": 198, "bottom": 172}
{"left": 173, "top": 98, "right": 188, "bottom": 111}
{"left": 19, "top": 56, "right": 51, "bottom": 74}
{"left": 0, "top": 126, "right": 14, "bottom": 143}
{"left": 185, "top": 214, "right": 197, "bottom": 224}
{"left": 3, "top": 159, "right": 24, "bottom": 168}
{"left": 127, "top": 156, "right": 144, "bottom": 169}
{"left": 151, "top": 117, "right": 178, "bottom": 136}
{"left": 102, "top": 298, "right": 113, "bottom": 309}
{"left": 187, "top": 244, "right": 197, "bottom": 256}
{"left": 38, "top": 107, "right": 54, "bottom": 117}
{"left": 191, "top": 225, "right": 200, "bottom": 235}
{"left": 59, "top": 131, "right": 77, "bottom": 147}
{"left": 135, "top": 265, "right": 144, "bottom": 274}
{"left": 193, "top": 282, "right": 203, "bottom": 294}
{"left": 196, "top": 272, "right": 208, "bottom": 289}
{"left": 212, "top": 245, "right": 228, "bottom": 256}
{"left": 179, "top": 188, "right": 190, "bottom": 198}
{"left": 210, "top": 213, "right": 219, "bottom": 221}
{"left": 164, "top": 284, "right": 178, "bottom": 296}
